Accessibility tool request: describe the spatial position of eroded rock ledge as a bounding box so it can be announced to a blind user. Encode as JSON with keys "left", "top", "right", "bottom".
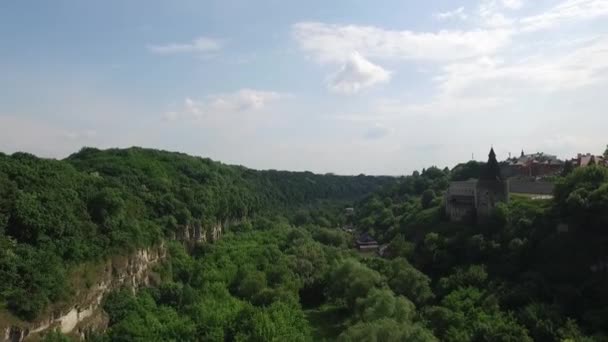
{"left": 2, "top": 245, "right": 166, "bottom": 342}
{"left": 1, "top": 217, "right": 241, "bottom": 342}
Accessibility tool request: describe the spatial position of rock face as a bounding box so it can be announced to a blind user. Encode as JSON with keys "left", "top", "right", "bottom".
{"left": 1, "top": 218, "right": 241, "bottom": 342}
{"left": 1, "top": 245, "right": 166, "bottom": 342}
{"left": 175, "top": 218, "right": 241, "bottom": 243}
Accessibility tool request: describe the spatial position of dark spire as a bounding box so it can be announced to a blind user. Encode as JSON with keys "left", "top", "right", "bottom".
{"left": 481, "top": 147, "right": 503, "bottom": 181}
{"left": 521, "top": 149, "right": 525, "bottom": 158}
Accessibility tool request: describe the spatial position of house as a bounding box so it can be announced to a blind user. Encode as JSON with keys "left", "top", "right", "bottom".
{"left": 501, "top": 151, "right": 564, "bottom": 178}
{"left": 356, "top": 232, "right": 379, "bottom": 251}
{"left": 341, "top": 224, "right": 355, "bottom": 233}
{"left": 571, "top": 153, "right": 607, "bottom": 167}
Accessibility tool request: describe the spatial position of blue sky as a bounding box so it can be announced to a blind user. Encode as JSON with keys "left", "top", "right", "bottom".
{"left": 1, "top": 0, "right": 608, "bottom": 174}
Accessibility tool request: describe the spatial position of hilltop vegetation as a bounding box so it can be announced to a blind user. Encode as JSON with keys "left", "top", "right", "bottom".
{"left": 0, "top": 147, "right": 391, "bottom": 321}
{"left": 352, "top": 164, "right": 608, "bottom": 341}
{"left": 1, "top": 147, "right": 607, "bottom": 341}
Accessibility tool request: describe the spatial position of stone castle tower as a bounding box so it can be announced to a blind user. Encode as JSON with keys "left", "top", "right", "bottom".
{"left": 476, "top": 148, "right": 509, "bottom": 218}
{"left": 445, "top": 148, "right": 509, "bottom": 222}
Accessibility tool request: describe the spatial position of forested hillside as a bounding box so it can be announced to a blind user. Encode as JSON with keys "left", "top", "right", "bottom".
{"left": 352, "top": 164, "right": 608, "bottom": 341}
{"left": 0, "top": 147, "right": 392, "bottom": 323}
{"left": 1, "top": 147, "right": 607, "bottom": 341}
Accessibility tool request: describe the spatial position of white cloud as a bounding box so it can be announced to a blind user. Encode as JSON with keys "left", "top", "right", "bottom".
{"left": 167, "top": 89, "right": 284, "bottom": 121}
{"left": 294, "top": 0, "right": 608, "bottom": 97}
{"left": 520, "top": 0, "right": 608, "bottom": 32}
{"left": 436, "top": 37, "right": 608, "bottom": 100}
{"left": 328, "top": 52, "right": 391, "bottom": 94}
{"left": 293, "top": 22, "right": 512, "bottom": 63}
{"left": 502, "top": 0, "right": 524, "bottom": 9}
{"left": 434, "top": 7, "right": 468, "bottom": 21}
{"left": 477, "top": 0, "right": 518, "bottom": 27}
{"left": 476, "top": 0, "right": 608, "bottom": 32}
{"left": 209, "top": 89, "right": 283, "bottom": 111}
{"left": 147, "top": 37, "right": 221, "bottom": 55}
{"left": 293, "top": 21, "right": 512, "bottom": 92}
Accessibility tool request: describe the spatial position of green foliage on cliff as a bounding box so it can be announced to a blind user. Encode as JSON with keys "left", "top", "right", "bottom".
{"left": 0, "top": 147, "right": 392, "bottom": 320}
{"left": 3, "top": 147, "right": 608, "bottom": 341}
{"left": 98, "top": 221, "right": 437, "bottom": 342}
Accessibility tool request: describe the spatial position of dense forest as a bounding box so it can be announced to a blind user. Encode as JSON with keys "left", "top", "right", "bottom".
{"left": 1, "top": 147, "right": 607, "bottom": 341}
{"left": 351, "top": 162, "right": 608, "bottom": 341}
{"left": 0, "top": 147, "right": 392, "bottom": 322}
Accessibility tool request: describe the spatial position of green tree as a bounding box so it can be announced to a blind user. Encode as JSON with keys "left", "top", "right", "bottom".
{"left": 236, "top": 302, "right": 312, "bottom": 342}
{"left": 386, "top": 258, "right": 434, "bottom": 306}
{"left": 354, "top": 288, "right": 416, "bottom": 323}
{"left": 451, "top": 161, "right": 483, "bottom": 181}
{"left": 437, "top": 265, "right": 488, "bottom": 296}
{"left": 327, "top": 260, "right": 383, "bottom": 309}
{"left": 338, "top": 318, "right": 437, "bottom": 342}
{"left": 421, "top": 189, "right": 436, "bottom": 209}
{"left": 237, "top": 270, "right": 268, "bottom": 301}
{"left": 426, "top": 287, "right": 532, "bottom": 342}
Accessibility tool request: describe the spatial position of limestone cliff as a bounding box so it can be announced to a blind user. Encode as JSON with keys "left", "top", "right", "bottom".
{"left": 1, "top": 217, "right": 242, "bottom": 342}
{"left": 1, "top": 245, "right": 166, "bottom": 342}
{"left": 174, "top": 218, "right": 242, "bottom": 243}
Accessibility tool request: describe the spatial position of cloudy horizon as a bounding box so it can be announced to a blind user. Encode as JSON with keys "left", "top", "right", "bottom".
{"left": 1, "top": 0, "right": 607, "bottom": 175}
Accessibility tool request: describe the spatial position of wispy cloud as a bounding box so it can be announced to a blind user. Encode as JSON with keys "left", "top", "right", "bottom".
{"left": 147, "top": 36, "right": 222, "bottom": 55}
{"left": 292, "top": 20, "right": 511, "bottom": 93}
{"left": 294, "top": 0, "right": 608, "bottom": 96}
{"left": 520, "top": 0, "right": 608, "bottom": 31}
{"left": 292, "top": 22, "right": 511, "bottom": 63}
{"left": 438, "top": 38, "right": 608, "bottom": 98}
{"left": 502, "top": 0, "right": 525, "bottom": 10}
{"left": 165, "top": 89, "right": 285, "bottom": 121}
{"left": 434, "top": 7, "right": 468, "bottom": 21}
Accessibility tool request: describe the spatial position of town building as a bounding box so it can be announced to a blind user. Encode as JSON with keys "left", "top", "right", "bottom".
{"left": 501, "top": 151, "right": 564, "bottom": 178}
{"left": 571, "top": 153, "right": 607, "bottom": 167}
{"left": 356, "top": 232, "right": 379, "bottom": 251}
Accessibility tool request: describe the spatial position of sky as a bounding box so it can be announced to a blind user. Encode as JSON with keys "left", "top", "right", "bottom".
{"left": 1, "top": 0, "right": 608, "bottom": 175}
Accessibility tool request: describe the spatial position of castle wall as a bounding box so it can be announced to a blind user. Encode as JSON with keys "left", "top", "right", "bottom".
{"left": 509, "top": 180, "right": 554, "bottom": 196}
{"left": 475, "top": 180, "right": 509, "bottom": 218}
{"left": 446, "top": 202, "right": 475, "bottom": 222}
{"left": 445, "top": 181, "right": 478, "bottom": 222}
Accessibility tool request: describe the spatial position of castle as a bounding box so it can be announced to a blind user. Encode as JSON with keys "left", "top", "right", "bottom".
{"left": 446, "top": 148, "right": 557, "bottom": 222}
{"left": 445, "top": 148, "right": 509, "bottom": 222}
